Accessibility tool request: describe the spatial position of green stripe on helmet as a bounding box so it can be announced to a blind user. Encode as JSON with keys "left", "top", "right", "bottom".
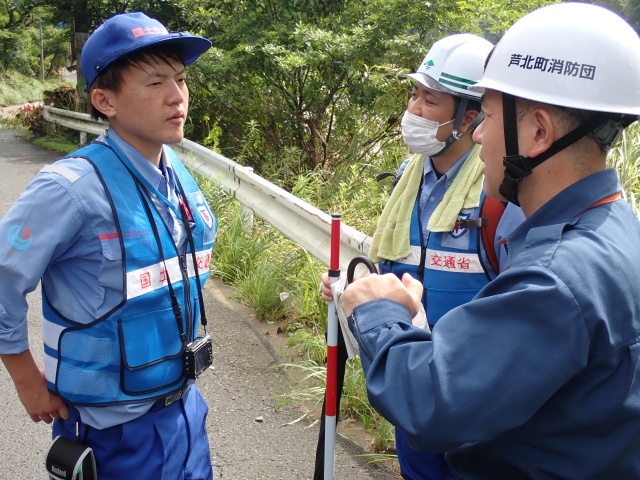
{"left": 439, "top": 78, "right": 470, "bottom": 90}
{"left": 440, "top": 71, "right": 477, "bottom": 85}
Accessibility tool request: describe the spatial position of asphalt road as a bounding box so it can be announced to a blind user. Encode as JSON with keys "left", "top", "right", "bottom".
{"left": 0, "top": 128, "right": 396, "bottom": 480}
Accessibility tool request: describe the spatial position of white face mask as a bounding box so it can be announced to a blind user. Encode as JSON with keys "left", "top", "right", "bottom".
{"left": 401, "top": 111, "right": 454, "bottom": 156}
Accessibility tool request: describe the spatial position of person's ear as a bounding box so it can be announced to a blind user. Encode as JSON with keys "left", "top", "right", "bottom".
{"left": 519, "top": 106, "right": 555, "bottom": 158}
{"left": 458, "top": 109, "right": 479, "bottom": 136}
{"left": 90, "top": 88, "right": 117, "bottom": 119}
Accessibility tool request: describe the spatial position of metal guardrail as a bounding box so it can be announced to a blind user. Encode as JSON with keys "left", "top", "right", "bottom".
{"left": 44, "top": 106, "right": 371, "bottom": 270}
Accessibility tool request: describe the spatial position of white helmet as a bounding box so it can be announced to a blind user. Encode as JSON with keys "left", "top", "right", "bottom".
{"left": 471, "top": 3, "right": 640, "bottom": 206}
{"left": 471, "top": 2, "right": 640, "bottom": 115}
{"left": 407, "top": 33, "right": 494, "bottom": 100}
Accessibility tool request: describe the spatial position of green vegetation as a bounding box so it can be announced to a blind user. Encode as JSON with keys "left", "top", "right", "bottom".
{"left": 32, "top": 136, "right": 78, "bottom": 153}
{"left": 0, "top": 71, "right": 71, "bottom": 107}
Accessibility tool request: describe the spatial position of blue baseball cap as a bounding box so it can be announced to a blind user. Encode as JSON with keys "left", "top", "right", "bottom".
{"left": 81, "top": 12, "right": 212, "bottom": 89}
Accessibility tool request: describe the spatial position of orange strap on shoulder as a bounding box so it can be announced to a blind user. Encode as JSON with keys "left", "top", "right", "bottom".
{"left": 480, "top": 196, "right": 506, "bottom": 275}
{"left": 575, "top": 192, "right": 622, "bottom": 217}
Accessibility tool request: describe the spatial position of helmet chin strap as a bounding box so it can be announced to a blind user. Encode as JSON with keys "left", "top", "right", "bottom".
{"left": 499, "top": 93, "right": 612, "bottom": 206}
{"left": 432, "top": 97, "right": 484, "bottom": 158}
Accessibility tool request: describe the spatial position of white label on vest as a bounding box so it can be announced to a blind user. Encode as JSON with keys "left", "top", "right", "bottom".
{"left": 425, "top": 248, "right": 484, "bottom": 273}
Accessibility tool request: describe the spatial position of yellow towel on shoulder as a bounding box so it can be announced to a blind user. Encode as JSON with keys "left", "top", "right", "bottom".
{"left": 368, "top": 145, "right": 484, "bottom": 263}
{"left": 427, "top": 144, "right": 483, "bottom": 232}
{"left": 369, "top": 153, "right": 425, "bottom": 263}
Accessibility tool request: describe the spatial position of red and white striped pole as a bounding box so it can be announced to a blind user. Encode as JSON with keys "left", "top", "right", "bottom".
{"left": 324, "top": 213, "right": 341, "bottom": 480}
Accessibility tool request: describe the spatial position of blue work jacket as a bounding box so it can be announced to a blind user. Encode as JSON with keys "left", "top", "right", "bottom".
{"left": 349, "top": 169, "right": 640, "bottom": 478}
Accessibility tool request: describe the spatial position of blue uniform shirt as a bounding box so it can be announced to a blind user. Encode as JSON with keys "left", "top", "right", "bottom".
{"left": 350, "top": 169, "right": 640, "bottom": 478}
{"left": 0, "top": 128, "right": 189, "bottom": 428}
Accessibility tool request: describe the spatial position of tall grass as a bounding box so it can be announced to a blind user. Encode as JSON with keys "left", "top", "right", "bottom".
{"left": 0, "top": 70, "right": 73, "bottom": 107}
{"left": 289, "top": 162, "right": 394, "bottom": 236}
{"left": 275, "top": 357, "right": 396, "bottom": 453}
{"left": 195, "top": 162, "right": 399, "bottom": 453}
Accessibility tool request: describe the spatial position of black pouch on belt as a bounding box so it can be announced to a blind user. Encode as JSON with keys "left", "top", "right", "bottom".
{"left": 46, "top": 435, "right": 97, "bottom": 480}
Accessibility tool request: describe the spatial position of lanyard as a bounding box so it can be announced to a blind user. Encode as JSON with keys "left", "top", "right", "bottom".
{"left": 137, "top": 182, "right": 186, "bottom": 338}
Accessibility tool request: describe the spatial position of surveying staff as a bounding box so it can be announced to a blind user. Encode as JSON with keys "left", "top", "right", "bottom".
{"left": 0, "top": 12, "right": 217, "bottom": 479}
{"left": 323, "top": 34, "right": 523, "bottom": 479}
{"left": 339, "top": 3, "right": 640, "bottom": 478}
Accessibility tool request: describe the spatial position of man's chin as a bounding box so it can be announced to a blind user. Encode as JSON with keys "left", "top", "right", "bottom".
{"left": 164, "top": 132, "right": 184, "bottom": 146}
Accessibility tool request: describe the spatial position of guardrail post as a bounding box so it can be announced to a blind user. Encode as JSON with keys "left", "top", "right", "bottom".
{"left": 241, "top": 167, "right": 254, "bottom": 232}
{"left": 80, "top": 132, "right": 87, "bottom": 146}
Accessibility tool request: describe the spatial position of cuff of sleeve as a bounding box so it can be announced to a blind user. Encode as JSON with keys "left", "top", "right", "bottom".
{"left": 352, "top": 299, "right": 413, "bottom": 333}
{"left": 0, "top": 305, "right": 30, "bottom": 354}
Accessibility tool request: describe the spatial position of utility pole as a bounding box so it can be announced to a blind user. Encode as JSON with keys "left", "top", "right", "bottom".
{"left": 39, "top": 19, "right": 45, "bottom": 82}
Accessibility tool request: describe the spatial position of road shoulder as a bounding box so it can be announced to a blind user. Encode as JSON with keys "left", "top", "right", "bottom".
{"left": 203, "top": 277, "right": 397, "bottom": 479}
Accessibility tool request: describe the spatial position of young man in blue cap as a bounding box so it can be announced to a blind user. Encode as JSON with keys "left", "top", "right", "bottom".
{"left": 0, "top": 12, "right": 217, "bottom": 479}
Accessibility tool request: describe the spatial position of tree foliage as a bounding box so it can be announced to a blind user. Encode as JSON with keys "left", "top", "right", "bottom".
{"left": 0, "top": 0, "right": 43, "bottom": 29}
{"left": 176, "top": 0, "right": 560, "bottom": 181}
{"left": 6, "top": 0, "right": 587, "bottom": 181}
{"left": 44, "top": 0, "right": 188, "bottom": 32}
{"left": 0, "top": 5, "right": 73, "bottom": 79}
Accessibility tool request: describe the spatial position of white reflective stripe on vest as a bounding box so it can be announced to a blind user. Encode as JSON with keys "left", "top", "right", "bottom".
{"left": 43, "top": 352, "right": 58, "bottom": 384}
{"left": 42, "top": 317, "right": 65, "bottom": 351}
{"left": 42, "top": 318, "right": 64, "bottom": 384}
{"left": 126, "top": 247, "right": 212, "bottom": 299}
{"left": 390, "top": 245, "right": 422, "bottom": 266}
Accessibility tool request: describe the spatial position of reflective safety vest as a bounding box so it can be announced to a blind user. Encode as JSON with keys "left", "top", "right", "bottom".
{"left": 43, "top": 142, "right": 216, "bottom": 406}
{"left": 379, "top": 190, "right": 495, "bottom": 326}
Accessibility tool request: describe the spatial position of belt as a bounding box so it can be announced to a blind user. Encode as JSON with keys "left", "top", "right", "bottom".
{"left": 159, "top": 384, "right": 192, "bottom": 408}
